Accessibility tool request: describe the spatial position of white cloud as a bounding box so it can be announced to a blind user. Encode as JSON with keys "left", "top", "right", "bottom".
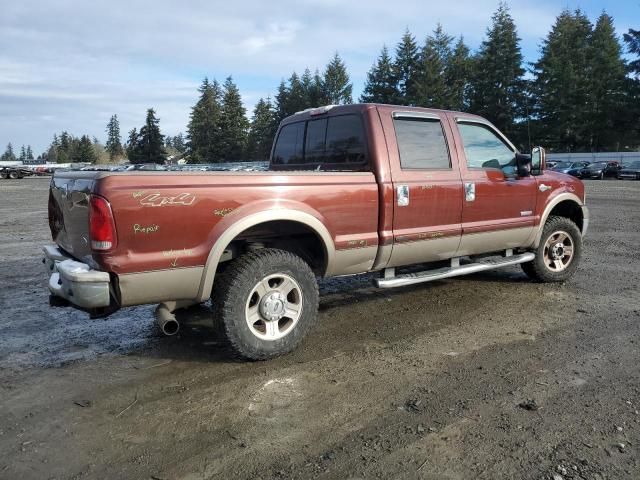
{"left": 0, "top": 0, "right": 634, "bottom": 153}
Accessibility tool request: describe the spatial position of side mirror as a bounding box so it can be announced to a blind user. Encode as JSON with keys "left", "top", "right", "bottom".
{"left": 531, "top": 146, "right": 546, "bottom": 175}
{"left": 515, "top": 153, "right": 532, "bottom": 177}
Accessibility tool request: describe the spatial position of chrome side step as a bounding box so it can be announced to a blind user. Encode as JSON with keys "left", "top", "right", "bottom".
{"left": 375, "top": 252, "right": 535, "bottom": 289}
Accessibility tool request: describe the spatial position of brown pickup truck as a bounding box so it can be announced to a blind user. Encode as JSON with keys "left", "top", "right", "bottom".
{"left": 44, "top": 104, "right": 588, "bottom": 359}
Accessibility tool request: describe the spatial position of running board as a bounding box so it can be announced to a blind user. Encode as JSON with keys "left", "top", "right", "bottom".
{"left": 375, "top": 252, "right": 535, "bottom": 289}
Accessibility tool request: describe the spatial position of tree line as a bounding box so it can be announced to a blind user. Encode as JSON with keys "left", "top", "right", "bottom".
{"left": 4, "top": 3, "right": 638, "bottom": 164}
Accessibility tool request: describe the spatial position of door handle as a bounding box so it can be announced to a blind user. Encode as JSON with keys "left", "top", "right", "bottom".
{"left": 539, "top": 184, "right": 552, "bottom": 192}
{"left": 464, "top": 182, "right": 475, "bottom": 202}
{"left": 397, "top": 185, "right": 409, "bottom": 206}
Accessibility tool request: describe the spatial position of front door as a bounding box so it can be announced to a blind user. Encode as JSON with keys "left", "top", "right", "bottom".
{"left": 382, "top": 110, "right": 464, "bottom": 268}
{"left": 451, "top": 117, "right": 537, "bottom": 256}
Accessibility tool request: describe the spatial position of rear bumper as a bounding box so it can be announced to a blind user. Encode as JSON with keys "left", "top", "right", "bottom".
{"left": 43, "top": 245, "right": 111, "bottom": 309}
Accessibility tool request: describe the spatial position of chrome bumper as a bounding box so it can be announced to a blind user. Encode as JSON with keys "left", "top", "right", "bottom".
{"left": 43, "top": 245, "right": 111, "bottom": 309}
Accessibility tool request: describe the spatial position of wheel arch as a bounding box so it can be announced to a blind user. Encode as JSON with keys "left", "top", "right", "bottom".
{"left": 533, "top": 192, "right": 585, "bottom": 248}
{"left": 196, "top": 208, "right": 335, "bottom": 302}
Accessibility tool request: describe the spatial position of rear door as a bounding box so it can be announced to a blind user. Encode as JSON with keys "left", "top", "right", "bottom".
{"left": 451, "top": 116, "right": 537, "bottom": 256}
{"left": 381, "top": 109, "right": 463, "bottom": 268}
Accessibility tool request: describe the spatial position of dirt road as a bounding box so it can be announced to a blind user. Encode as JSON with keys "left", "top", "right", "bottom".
{"left": 1, "top": 177, "right": 639, "bottom": 480}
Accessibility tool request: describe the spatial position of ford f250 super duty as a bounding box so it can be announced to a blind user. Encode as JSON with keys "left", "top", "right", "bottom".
{"left": 44, "top": 104, "right": 589, "bottom": 359}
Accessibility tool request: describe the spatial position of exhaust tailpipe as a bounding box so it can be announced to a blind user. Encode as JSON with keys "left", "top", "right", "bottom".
{"left": 155, "top": 303, "right": 180, "bottom": 336}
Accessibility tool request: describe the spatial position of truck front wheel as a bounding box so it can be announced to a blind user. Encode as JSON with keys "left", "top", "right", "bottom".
{"left": 521, "top": 215, "right": 583, "bottom": 283}
{"left": 211, "top": 248, "right": 319, "bottom": 360}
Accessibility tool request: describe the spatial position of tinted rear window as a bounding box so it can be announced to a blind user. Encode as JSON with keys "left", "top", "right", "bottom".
{"left": 272, "top": 114, "right": 367, "bottom": 169}
{"left": 272, "top": 122, "right": 304, "bottom": 165}
{"left": 394, "top": 118, "right": 450, "bottom": 169}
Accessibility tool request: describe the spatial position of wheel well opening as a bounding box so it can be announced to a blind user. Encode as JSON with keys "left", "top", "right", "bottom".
{"left": 548, "top": 200, "right": 583, "bottom": 232}
{"left": 217, "top": 220, "right": 328, "bottom": 275}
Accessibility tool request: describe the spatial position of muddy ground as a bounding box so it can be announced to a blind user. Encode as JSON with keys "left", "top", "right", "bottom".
{"left": 0, "top": 177, "right": 639, "bottom": 480}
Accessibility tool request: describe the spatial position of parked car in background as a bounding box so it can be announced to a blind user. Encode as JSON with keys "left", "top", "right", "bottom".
{"left": 580, "top": 161, "right": 621, "bottom": 179}
{"left": 125, "top": 163, "right": 166, "bottom": 171}
{"left": 618, "top": 161, "right": 640, "bottom": 180}
{"left": 551, "top": 161, "right": 590, "bottom": 178}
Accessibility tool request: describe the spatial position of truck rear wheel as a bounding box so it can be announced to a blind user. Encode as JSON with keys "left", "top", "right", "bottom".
{"left": 8, "top": 171, "right": 19, "bottom": 179}
{"left": 521, "top": 215, "right": 582, "bottom": 283}
{"left": 211, "top": 248, "right": 319, "bottom": 360}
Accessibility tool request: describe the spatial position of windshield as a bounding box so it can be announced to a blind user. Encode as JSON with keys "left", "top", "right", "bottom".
{"left": 626, "top": 161, "right": 640, "bottom": 168}
{"left": 590, "top": 162, "right": 608, "bottom": 168}
{"left": 570, "top": 162, "right": 586, "bottom": 168}
{"left": 553, "top": 162, "right": 571, "bottom": 169}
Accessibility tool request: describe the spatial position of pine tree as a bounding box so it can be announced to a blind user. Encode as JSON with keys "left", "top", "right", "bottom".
{"left": 19, "top": 145, "right": 26, "bottom": 162}
{"left": 413, "top": 24, "right": 452, "bottom": 108}
{"left": 132, "top": 108, "right": 167, "bottom": 164}
{"left": 445, "top": 37, "right": 472, "bottom": 110}
{"left": 26, "top": 145, "right": 34, "bottom": 160}
{"left": 321, "top": 53, "right": 353, "bottom": 105}
{"left": 218, "top": 76, "right": 249, "bottom": 161}
{"left": 585, "top": 12, "right": 627, "bottom": 150}
{"left": 624, "top": 28, "right": 640, "bottom": 77}
{"left": 125, "top": 128, "right": 138, "bottom": 159}
{"left": 360, "top": 45, "right": 397, "bottom": 104}
{"left": 73, "top": 135, "right": 97, "bottom": 163}
{"left": 1, "top": 143, "right": 16, "bottom": 162}
{"left": 247, "top": 98, "right": 276, "bottom": 161}
{"left": 531, "top": 10, "right": 593, "bottom": 151}
{"left": 105, "top": 114, "right": 124, "bottom": 160}
{"left": 58, "top": 132, "right": 72, "bottom": 163}
{"left": 469, "top": 2, "right": 525, "bottom": 138}
{"left": 393, "top": 29, "right": 419, "bottom": 104}
{"left": 187, "top": 77, "right": 223, "bottom": 163}
{"left": 285, "top": 72, "right": 308, "bottom": 114}
{"left": 172, "top": 133, "right": 186, "bottom": 152}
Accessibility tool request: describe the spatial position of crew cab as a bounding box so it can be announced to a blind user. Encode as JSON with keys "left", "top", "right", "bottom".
{"left": 44, "top": 104, "right": 589, "bottom": 359}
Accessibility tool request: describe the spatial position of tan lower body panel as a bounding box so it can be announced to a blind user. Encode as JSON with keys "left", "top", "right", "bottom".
{"left": 118, "top": 266, "right": 204, "bottom": 307}
{"left": 385, "top": 236, "right": 461, "bottom": 269}
{"left": 456, "top": 227, "right": 533, "bottom": 257}
{"left": 328, "top": 246, "right": 378, "bottom": 276}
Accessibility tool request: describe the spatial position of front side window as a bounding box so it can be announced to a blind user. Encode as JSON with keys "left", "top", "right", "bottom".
{"left": 394, "top": 117, "right": 451, "bottom": 169}
{"left": 458, "top": 122, "right": 515, "bottom": 170}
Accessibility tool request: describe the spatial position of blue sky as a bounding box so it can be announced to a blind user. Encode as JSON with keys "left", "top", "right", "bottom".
{"left": 0, "top": 0, "right": 638, "bottom": 155}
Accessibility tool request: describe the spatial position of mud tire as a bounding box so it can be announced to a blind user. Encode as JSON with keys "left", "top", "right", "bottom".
{"left": 521, "top": 215, "right": 583, "bottom": 283}
{"left": 211, "top": 248, "right": 319, "bottom": 360}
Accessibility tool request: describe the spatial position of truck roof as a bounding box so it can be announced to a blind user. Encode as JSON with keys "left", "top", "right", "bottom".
{"left": 281, "top": 103, "right": 484, "bottom": 126}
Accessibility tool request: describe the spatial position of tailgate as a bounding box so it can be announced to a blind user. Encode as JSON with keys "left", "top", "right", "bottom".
{"left": 48, "top": 172, "right": 98, "bottom": 261}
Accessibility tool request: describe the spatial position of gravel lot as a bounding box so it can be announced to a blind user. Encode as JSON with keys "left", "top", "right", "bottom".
{"left": 1, "top": 176, "right": 639, "bottom": 479}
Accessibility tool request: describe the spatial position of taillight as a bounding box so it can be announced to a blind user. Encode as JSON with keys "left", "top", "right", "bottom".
{"left": 89, "top": 195, "right": 117, "bottom": 251}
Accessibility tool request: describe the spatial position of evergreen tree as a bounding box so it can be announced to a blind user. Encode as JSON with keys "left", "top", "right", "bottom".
{"left": 105, "top": 114, "right": 124, "bottom": 160}
{"left": 58, "top": 132, "right": 72, "bottom": 163}
{"left": 285, "top": 72, "right": 308, "bottom": 114}
{"left": 1, "top": 143, "right": 16, "bottom": 162}
{"left": 321, "top": 53, "right": 353, "bottom": 104}
{"left": 393, "top": 29, "right": 419, "bottom": 104}
{"left": 274, "top": 79, "right": 290, "bottom": 123}
{"left": 531, "top": 10, "right": 593, "bottom": 151}
{"left": 624, "top": 28, "right": 640, "bottom": 77}
{"left": 73, "top": 135, "right": 97, "bottom": 163}
{"left": 445, "top": 37, "right": 472, "bottom": 110}
{"left": 187, "top": 77, "right": 223, "bottom": 163}
{"left": 19, "top": 145, "right": 26, "bottom": 162}
{"left": 132, "top": 108, "right": 167, "bottom": 164}
{"left": 586, "top": 12, "right": 628, "bottom": 150}
{"left": 414, "top": 24, "right": 452, "bottom": 108}
{"left": 125, "top": 128, "right": 138, "bottom": 159}
{"left": 172, "top": 133, "right": 186, "bottom": 152}
{"left": 26, "top": 145, "right": 34, "bottom": 160}
{"left": 469, "top": 2, "right": 525, "bottom": 139}
{"left": 219, "top": 76, "right": 249, "bottom": 161}
{"left": 360, "top": 45, "right": 398, "bottom": 103}
{"left": 247, "top": 98, "right": 276, "bottom": 161}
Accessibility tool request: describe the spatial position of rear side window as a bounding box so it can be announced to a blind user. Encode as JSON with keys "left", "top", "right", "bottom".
{"left": 394, "top": 118, "right": 450, "bottom": 169}
{"left": 272, "top": 114, "right": 367, "bottom": 169}
{"left": 272, "top": 122, "right": 304, "bottom": 165}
